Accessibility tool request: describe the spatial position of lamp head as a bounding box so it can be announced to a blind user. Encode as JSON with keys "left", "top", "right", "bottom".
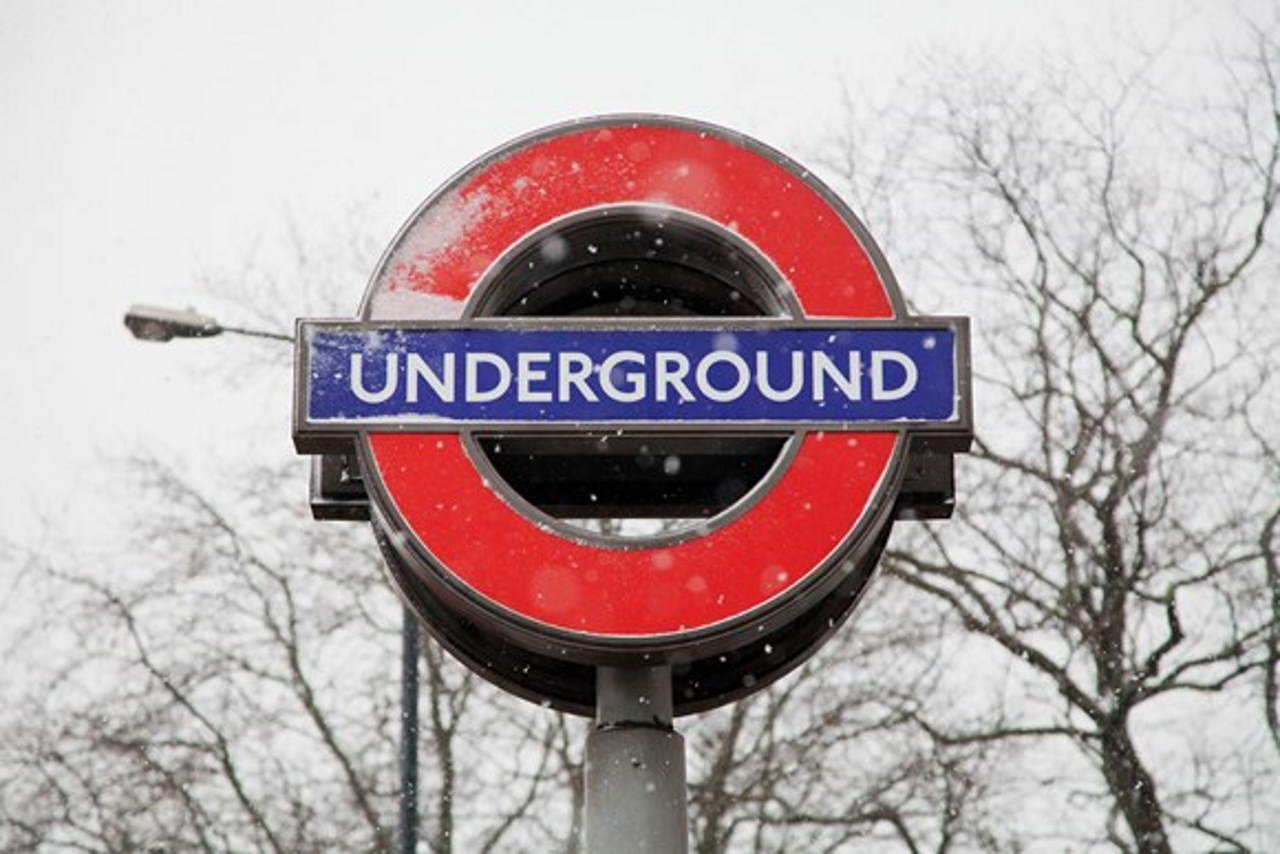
{"left": 123, "top": 304, "right": 222, "bottom": 342}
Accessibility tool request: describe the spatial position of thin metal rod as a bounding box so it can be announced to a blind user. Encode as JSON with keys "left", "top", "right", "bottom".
{"left": 220, "top": 324, "right": 292, "bottom": 342}
{"left": 585, "top": 666, "right": 688, "bottom": 853}
{"left": 399, "top": 606, "right": 420, "bottom": 854}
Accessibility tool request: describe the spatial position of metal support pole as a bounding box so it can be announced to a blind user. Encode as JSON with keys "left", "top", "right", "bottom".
{"left": 585, "top": 666, "right": 688, "bottom": 854}
{"left": 399, "top": 606, "right": 419, "bottom": 854}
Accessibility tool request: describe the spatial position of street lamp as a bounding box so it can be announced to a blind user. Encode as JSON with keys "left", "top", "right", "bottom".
{"left": 123, "top": 304, "right": 420, "bottom": 854}
{"left": 124, "top": 303, "right": 292, "bottom": 342}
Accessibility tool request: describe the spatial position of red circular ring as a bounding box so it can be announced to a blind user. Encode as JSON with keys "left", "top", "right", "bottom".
{"left": 364, "top": 119, "right": 902, "bottom": 637}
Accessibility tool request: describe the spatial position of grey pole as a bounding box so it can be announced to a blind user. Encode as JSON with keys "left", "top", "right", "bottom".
{"left": 399, "top": 606, "right": 420, "bottom": 854}
{"left": 585, "top": 666, "right": 688, "bottom": 854}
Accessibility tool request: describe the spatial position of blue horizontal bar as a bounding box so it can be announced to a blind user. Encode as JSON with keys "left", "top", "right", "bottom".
{"left": 304, "top": 326, "right": 958, "bottom": 426}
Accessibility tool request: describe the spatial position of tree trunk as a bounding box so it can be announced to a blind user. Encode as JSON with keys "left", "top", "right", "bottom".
{"left": 1099, "top": 719, "right": 1171, "bottom": 854}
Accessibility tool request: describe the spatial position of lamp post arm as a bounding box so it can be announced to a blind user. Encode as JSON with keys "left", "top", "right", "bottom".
{"left": 219, "top": 324, "right": 292, "bottom": 342}
{"left": 123, "top": 304, "right": 292, "bottom": 344}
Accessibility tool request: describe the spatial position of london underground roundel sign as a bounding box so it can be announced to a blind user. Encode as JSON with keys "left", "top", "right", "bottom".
{"left": 294, "top": 115, "right": 971, "bottom": 715}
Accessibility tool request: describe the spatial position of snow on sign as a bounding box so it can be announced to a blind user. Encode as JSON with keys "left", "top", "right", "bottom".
{"left": 293, "top": 116, "right": 972, "bottom": 715}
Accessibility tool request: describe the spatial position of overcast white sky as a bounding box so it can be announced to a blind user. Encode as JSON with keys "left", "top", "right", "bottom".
{"left": 0, "top": 0, "right": 1266, "bottom": 552}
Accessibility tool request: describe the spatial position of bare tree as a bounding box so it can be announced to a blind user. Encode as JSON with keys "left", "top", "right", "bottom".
{"left": 820, "top": 22, "right": 1280, "bottom": 852}
{"left": 0, "top": 456, "right": 569, "bottom": 853}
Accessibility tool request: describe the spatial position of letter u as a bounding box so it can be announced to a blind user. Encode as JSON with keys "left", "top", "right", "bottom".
{"left": 350, "top": 352, "right": 399, "bottom": 403}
